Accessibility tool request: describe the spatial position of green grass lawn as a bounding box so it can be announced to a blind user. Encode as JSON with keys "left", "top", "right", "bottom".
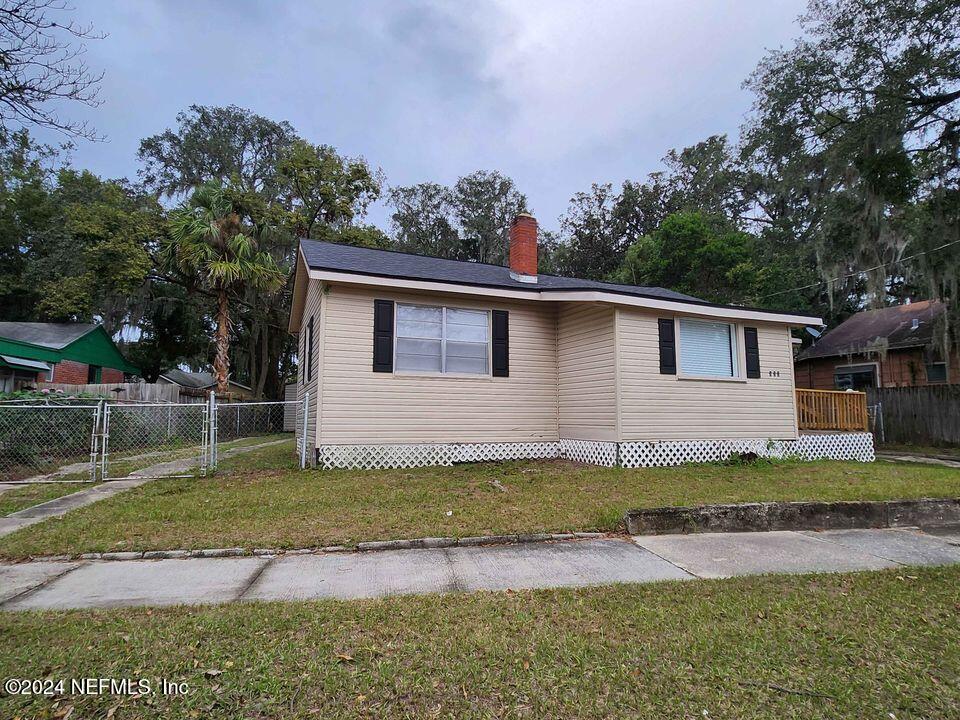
{"left": 1, "top": 440, "right": 958, "bottom": 558}
{"left": 1, "top": 566, "right": 957, "bottom": 719}
{"left": 0, "top": 435, "right": 286, "bottom": 522}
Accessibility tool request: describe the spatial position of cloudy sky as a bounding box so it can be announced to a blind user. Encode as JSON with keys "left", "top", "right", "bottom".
{"left": 35, "top": 0, "right": 808, "bottom": 232}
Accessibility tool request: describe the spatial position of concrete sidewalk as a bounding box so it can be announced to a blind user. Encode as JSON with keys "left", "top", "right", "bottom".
{"left": 2, "top": 527, "right": 958, "bottom": 611}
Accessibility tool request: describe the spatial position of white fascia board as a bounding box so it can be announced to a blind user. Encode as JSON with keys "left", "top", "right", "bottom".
{"left": 307, "top": 269, "right": 536, "bottom": 300}
{"left": 306, "top": 269, "right": 823, "bottom": 326}
{"left": 543, "top": 291, "right": 822, "bottom": 325}
{"left": 288, "top": 248, "right": 312, "bottom": 334}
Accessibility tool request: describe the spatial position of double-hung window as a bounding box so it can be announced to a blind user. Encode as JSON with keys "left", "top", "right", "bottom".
{"left": 678, "top": 318, "right": 738, "bottom": 378}
{"left": 395, "top": 303, "right": 489, "bottom": 375}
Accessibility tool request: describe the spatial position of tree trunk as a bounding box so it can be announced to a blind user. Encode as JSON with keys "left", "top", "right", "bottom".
{"left": 255, "top": 323, "right": 269, "bottom": 399}
{"left": 214, "top": 289, "right": 231, "bottom": 395}
{"left": 247, "top": 320, "right": 259, "bottom": 398}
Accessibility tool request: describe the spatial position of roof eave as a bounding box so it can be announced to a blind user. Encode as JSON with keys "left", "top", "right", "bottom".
{"left": 797, "top": 339, "right": 931, "bottom": 362}
{"left": 304, "top": 267, "right": 822, "bottom": 326}
{"left": 288, "top": 247, "right": 311, "bottom": 334}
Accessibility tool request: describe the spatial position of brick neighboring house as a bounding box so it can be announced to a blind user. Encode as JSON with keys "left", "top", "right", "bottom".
{"left": 0, "top": 322, "right": 139, "bottom": 392}
{"left": 794, "top": 300, "right": 958, "bottom": 390}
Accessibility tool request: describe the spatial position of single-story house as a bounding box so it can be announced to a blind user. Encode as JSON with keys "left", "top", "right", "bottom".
{"left": 795, "top": 300, "right": 958, "bottom": 390}
{"left": 157, "top": 368, "right": 254, "bottom": 400}
{"left": 289, "top": 213, "right": 872, "bottom": 469}
{"left": 0, "top": 322, "right": 138, "bottom": 393}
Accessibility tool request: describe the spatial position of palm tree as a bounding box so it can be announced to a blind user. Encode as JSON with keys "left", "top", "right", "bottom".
{"left": 163, "top": 181, "right": 284, "bottom": 395}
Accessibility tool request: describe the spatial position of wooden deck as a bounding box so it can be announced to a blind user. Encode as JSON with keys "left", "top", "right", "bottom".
{"left": 796, "top": 388, "right": 869, "bottom": 432}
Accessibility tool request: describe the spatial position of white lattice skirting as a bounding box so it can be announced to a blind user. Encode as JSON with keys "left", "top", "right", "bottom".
{"left": 317, "top": 433, "right": 874, "bottom": 470}
{"left": 619, "top": 433, "right": 875, "bottom": 468}
{"left": 319, "top": 442, "right": 561, "bottom": 470}
{"left": 559, "top": 439, "right": 618, "bottom": 467}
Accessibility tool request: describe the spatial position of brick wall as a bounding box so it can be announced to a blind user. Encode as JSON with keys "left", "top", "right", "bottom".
{"left": 101, "top": 367, "right": 125, "bottom": 383}
{"left": 51, "top": 360, "right": 127, "bottom": 384}
{"left": 52, "top": 359, "right": 89, "bottom": 384}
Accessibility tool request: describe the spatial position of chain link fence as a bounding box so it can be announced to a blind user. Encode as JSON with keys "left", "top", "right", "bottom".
{"left": 212, "top": 400, "right": 306, "bottom": 469}
{"left": 101, "top": 403, "right": 210, "bottom": 479}
{"left": 0, "top": 404, "right": 101, "bottom": 482}
{"left": 1, "top": 394, "right": 310, "bottom": 483}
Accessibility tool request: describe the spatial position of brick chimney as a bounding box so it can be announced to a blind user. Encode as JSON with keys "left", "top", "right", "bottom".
{"left": 509, "top": 213, "right": 538, "bottom": 283}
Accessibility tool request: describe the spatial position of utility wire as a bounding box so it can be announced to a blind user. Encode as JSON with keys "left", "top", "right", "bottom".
{"left": 750, "top": 237, "right": 960, "bottom": 302}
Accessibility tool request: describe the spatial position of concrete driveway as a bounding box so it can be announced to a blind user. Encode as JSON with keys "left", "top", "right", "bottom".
{"left": 2, "top": 528, "right": 958, "bottom": 611}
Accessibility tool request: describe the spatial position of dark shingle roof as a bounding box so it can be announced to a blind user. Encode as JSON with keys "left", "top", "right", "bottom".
{"left": 160, "top": 368, "right": 252, "bottom": 391}
{"left": 160, "top": 368, "right": 215, "bottom": 389}
{"left": 300, "top": 239, "right": 704, "bottom": 304}
{"left": 796, "top": 300, "right": 944, "bottom": 361}
{"left": 0, "top": 322, "right": 97, "bottom": 349}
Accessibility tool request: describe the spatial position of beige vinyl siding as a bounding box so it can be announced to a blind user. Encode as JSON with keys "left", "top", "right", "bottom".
{"left": 617, "top": 308, "right": 799, "bottom": 440}
{"left": 297, "top": 280, "right": 323, "bottom": 455}
{"left": 318, "top": 284, "right": 558, "bottom": 445}
{"left": 557, "top": 303, "right": 617, "bottom": 441}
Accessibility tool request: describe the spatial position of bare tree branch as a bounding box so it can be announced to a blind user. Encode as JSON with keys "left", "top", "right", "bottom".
{"left": 0, "top": 0, "right": 105, "bottom": 140}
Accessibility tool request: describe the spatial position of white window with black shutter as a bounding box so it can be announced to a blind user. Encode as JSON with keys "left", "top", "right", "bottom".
{"left": 373, "top": 300, "right": 506, "bottom": 376}
{"left": 677, "top": 318, "right": 741, "bottom": 379}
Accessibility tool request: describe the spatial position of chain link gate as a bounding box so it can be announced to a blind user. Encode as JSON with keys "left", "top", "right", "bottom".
{"left": 100, "top": 402, "right": 210, "bottom": 480}
{"left": 209, "top": 393, "right": 310, "bottom": 471}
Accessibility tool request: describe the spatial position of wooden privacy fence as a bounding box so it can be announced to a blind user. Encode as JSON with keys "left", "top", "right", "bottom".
{"left": 795, "top": 389, "right": 869, "bottom": 432}
{"left": 37, "top": 382, "right": 182, "bottom": 403}
{"left": 866, "top": 386, "right": 960, "bottom": 446}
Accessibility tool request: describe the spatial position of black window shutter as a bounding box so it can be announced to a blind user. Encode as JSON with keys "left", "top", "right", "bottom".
{"left": 658, "top": 318, "right": 676, "bottom": 374}
{"left": 744, "top": 327, "right": 761, "bottom": 378}
{"left": 373, "top": 300, "right": 394, "bottom": 372}
{"left": 492, "top": 310, "right": 509, "bottom": 377}
{"left": 306, "top": 316, "right": 314, "bottom": 382}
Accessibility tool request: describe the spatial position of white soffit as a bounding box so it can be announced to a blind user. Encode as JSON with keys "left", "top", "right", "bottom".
{"left": 306, "top": 269, "right": 822, "bottom": 326}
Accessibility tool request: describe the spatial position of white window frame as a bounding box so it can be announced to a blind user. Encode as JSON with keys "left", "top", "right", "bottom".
{"left": 675, "top": 317, "right": 745, "bottom": 382}
{"left": 393, "top": 303, "right": 492, "bottom": 377}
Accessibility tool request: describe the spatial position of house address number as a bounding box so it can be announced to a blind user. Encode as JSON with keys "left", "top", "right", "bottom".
{"left": 768, "top": 370, "right": 781, "bottom": 377}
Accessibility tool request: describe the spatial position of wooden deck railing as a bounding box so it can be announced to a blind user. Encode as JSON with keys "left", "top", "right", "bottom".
{"left": 796, "top": 388, "right": 869, "bottom": 432}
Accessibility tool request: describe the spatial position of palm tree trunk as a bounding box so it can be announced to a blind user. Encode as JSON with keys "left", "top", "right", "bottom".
{"left": 214, "top": 289, "right": 231, "bottom": 395}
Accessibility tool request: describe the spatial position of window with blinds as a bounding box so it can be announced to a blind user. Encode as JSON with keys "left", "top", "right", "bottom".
{"left": 678, "top": 318, "right": 738, "bottom": 377}
{"left": 395, "top": 304, "right": 489, "bottom": 374}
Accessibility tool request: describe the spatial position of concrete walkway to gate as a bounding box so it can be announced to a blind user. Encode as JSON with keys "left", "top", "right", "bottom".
{"left": 875, "top": 453, "right": 960, "bottom": 469}
{"left": 2, "top": 527, "right": 958, "bottom": 611}
{"left": 0, "top": 438, "right": 289, "bottom": 539}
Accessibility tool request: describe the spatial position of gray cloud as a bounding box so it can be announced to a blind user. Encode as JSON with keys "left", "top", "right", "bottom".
{"left": 32, "top": 0, "right": 806, "bottom": 231}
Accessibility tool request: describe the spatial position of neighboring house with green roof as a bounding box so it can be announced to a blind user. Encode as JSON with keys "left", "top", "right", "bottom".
{"left": 0, "top": 322, "right": 139, "bottom": 392}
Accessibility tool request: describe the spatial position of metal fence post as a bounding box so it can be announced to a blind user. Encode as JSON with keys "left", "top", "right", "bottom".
{"left": 99, "top": 401, "right": 110, "bottom": 482}
{"left": 89, "top": 401, "right": 102, "bottom": 482}
{"left": 208, "top": 390, "right": 217, "bottom": 470}
{"left": 299, "top": 390, "right": 310, "bottom": 470}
